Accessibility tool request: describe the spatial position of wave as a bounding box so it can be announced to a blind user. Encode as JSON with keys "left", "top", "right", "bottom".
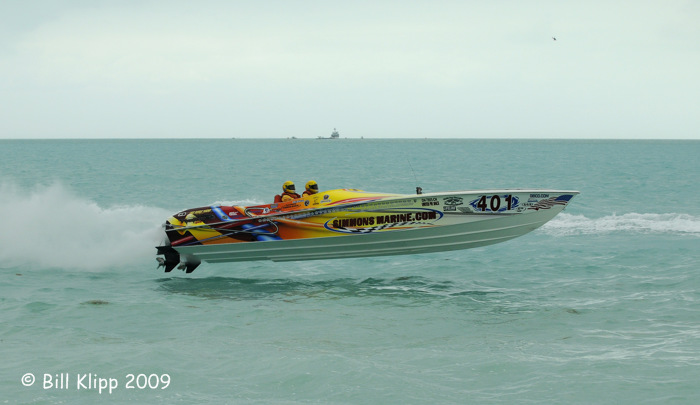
{"left": 0, "top": 181, "right": 172, "bottom": 270}
{"left": 211, "top": 198, "right": 265, "bottom": 207}
{"left": 541, "top": 213, "right": 700, "bottom": 236}
{"left": 156, "top": 275, "right": 498, "bottom": 302}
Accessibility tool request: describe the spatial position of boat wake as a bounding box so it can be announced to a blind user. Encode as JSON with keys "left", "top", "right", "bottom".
{"left": 541, "top": 213, "right": 700, "bottom": 236}
{"left": 0, "top": 181, "right": 171, "bottom": 270}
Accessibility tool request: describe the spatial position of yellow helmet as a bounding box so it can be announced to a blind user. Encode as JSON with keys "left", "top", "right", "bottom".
{"left": 283, "top": 181, "right": 296, "bottom": 193}
{"left": 305, "top": 180, "right": 318, "bottom": 193}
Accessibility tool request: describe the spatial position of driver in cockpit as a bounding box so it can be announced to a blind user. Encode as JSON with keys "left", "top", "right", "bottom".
{"left": 302, "top": 180, "right": 319, "bottom": 197}
{"left": 274, "top": 181, "right": 301, "bottom": 203}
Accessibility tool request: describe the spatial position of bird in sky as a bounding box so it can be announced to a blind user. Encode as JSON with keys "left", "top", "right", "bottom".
{"left": 552, "top": 37, "right": 557, "bottom": 41}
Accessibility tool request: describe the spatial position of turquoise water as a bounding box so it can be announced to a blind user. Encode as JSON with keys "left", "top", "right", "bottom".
{"left": 1, "top": 139, "right": 699, "bottom": 404}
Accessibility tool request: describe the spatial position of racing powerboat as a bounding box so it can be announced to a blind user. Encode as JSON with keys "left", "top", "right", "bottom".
{"left": 156, "top": 188, "right": 578, "bottom": 273}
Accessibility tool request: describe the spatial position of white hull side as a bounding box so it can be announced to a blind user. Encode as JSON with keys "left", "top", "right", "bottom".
{"left": 174, "top": 204, "right": 565, "bottom": 264}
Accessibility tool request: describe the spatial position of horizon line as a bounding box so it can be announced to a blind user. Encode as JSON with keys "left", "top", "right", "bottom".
{"left": 2, "top": 136, "right": 699, "bottom": 141}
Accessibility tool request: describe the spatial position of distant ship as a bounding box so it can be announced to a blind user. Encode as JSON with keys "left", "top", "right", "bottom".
{"left": 318, "top": 128, "right": 340, "bottom": 139}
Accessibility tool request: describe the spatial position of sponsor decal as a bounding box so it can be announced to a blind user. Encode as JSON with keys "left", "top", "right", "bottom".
{"left": 421, "top": 197, "right": 439, "bottom": 207}
{"left": 190, "top": 209, "right": 212, "bottom": 215}
{"left": 527, "top": 195, "right": 572, "bottom": 211}
{"left": 180, "top": 208, "right": 216, "bottom": 221}
{"left": 444, "top": 206, "right": 456, "bottom": 211}
{"left": 443, "top": 196, "right": 464, "bottom": 206}
{"left": 283, "top": 202, "right": 304, "bottom": 210}
{"left": 323, "top": 209, "right": 443, "bottom": 234}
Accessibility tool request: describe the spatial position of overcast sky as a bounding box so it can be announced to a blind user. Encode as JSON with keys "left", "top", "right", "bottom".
{"left": 1, "top": 0, "right": 698, "bottom": 139}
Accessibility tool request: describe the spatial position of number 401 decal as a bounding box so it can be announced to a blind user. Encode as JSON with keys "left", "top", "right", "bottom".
{"left": 475, "top": 195, "right": 517, "bottom": 212}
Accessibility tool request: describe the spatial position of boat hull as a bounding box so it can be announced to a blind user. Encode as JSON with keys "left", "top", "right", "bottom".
{"left": 157, "top": 189, "right": 578, "bottom": 272}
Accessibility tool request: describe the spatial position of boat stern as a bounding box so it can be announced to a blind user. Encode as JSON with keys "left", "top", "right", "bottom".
{"left": 156, "top": 245, "right": 201, "bottom": 273}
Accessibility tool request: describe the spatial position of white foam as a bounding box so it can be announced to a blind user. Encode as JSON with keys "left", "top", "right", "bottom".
{"left": 211, "top": 198, "right": 265, "bottom": 207}
{"left": 541, "top": 212, "right": 700, "bottom": 236}
{"left": 0, "top": 181, "right": 172, "bottom": 270}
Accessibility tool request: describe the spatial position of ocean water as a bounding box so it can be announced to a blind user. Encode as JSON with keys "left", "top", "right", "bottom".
{"left": 1, "top": 138, "right": 699, "bottom": 404}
